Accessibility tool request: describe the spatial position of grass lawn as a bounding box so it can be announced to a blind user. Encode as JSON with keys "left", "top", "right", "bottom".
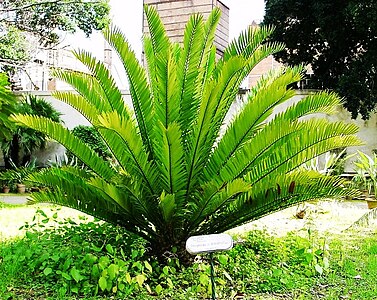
{"left": 0, "top": 199, "right": 376, "bottom": 299}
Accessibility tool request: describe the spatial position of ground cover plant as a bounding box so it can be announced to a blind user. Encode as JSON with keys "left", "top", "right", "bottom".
{"left": 0, "top": 205, "right": 377, "bottom": 299}
{"left": 11, "top": 5, "right": 362, "bottom": 259}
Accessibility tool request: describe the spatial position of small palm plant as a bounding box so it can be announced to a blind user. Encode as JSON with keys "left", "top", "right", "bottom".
{"left": 354, "top": 151, "right": 377, "bottom": 198}
{"left": 11, "top": 6, "right": 361, "bottom": 258}
{"left": 2, "top": 94, "right": 62, "bottom": 167}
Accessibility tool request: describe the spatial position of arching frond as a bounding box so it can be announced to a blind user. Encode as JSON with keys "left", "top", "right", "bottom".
{"left": 223, "top": 25, "right": 276, "bottom": 60}
{"left": 153, "top": 43, "right": 181, "bottom": 127}
{"left": 143, "top": 5, "right": 170, "bottom": 56}
{"left": 97, "top": 111, "right": 158, "bottom": 195}
{"left": 72, "top": 50, "right": 129, "bottom": 117}
{"left": 52, "top": 92, "right": 100, "bottom": 124}
{"left": 177, "top": 13, "right": 205, "bottom": 131}
{"left": 11, "top": 114, "right": 115, "bottom": 180}
{"left": 185, "top": 56, "right": 245, "bottom": 195}
{"left": 201, "top": 172, "right": 358, "bottom": 234}
{"left": 221, "top": 119, "right": 361, "bottom": 182}
{"left": 154, "top": 122, "right": 187, "bottom": 194}
{"left": 104, "top": 26, "right": 155, "bottom": 158}
{"left": 205, "top": 66, "right": 304, "bottom": 179}
{"left": 52, "top": 69, "right": 111, "bottom": 113}
{"left": 187, "top": 178, "right": 251, "bottom": 232}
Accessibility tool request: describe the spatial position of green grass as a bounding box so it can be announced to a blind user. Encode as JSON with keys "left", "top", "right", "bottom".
{"left": 0, "top": 205, "right": 377, "bottom": 299}
{"left": 0, "top": 201, "right": 17, "bottom": 208}
{"left": 322, "top": 234, "right": 377, "bottom": 299}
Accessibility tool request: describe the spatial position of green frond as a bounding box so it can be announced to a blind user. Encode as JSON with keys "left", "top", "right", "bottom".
{"left": 205, "top": 67, "right": 304, "bottom": 179}
{"left": 28, "top": 167, "right": 157, "bottom": 236}
{"left": 242, "top": 121, "right": 362, "bottom": 184}
{"left": 186, "top": 56, "right": 245, "bottom": 189}
{"left": 52, "top": 91, "right": 100, "bottom": 124}
{"left": 191, "top": 44, "right": 217, "bottom": 132}
{"left": 230, "top": 41, "right": 286, "bottom": 94}
{"left": 154, "top": 122, "right": 187, "bottom": 194}
{"left": 159, "top": 192, "right": 176, "bottom": 223}
{"left": 188, "top": 178, "right": 251, "bottom": 233}
{"left": 208, "top": 43, "right": 286, "bottom": 151}
{"left": 223, "top": 25, "right": 276, "bottom": 60}
{"left": 98, "top": 111, "right": 158, "bottom": 195}
{"left": 143, "top": 36, "right": 159, "bottom": 104}
{"left": 51, "top": 92, "right": 146, "bottom": 180}
{"left": 214, "top": 26, "right": 283, "bottom": 82}
{"left": 184, "top": 55, "right": 247, "bottom": 197}
{"left": 52, "top": 69, "right": 111, "bottom": 112}
{"left": 201, "top": 172, "right": 356, "bottom": 233}
{"left": 143, "top": 5, "right": 170, "bottom": 56}
{"left": 88, "top": 176, "right": 164, "bottom": 229}
{"left": 72, "top": 50, "right": 129, "bottom": 117}
{"left": 282, "top": 91, "right": 342, "bottom": 119}
{"left": 28, "top": 190, "right": 153, "bottom": 241}
{"left": 177, "top": 13, "right": 205, "bottom": 131}
{"left": 198, "top": 8, "right": 221, "bottom": 68}
{"left": 11, "top": 114, "right": 115, "bottom": 180}
{"left": 103, "top": 25, "right": 155, "bottom": 158}
{"left": 154, "top": 43, "right": 182, "bottom": 127}
{"left": 88, "top": 176, "right": 134, "bottom": 214}
{"left": 219, "top": 119, "right": 359, "bottom": 183}
{"left": 27, "top": 168, "right": 123, "bottom": 214}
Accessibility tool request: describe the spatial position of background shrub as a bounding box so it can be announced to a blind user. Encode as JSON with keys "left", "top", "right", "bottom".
{"left": 67, "top": 125, "right": 112, "bottom": 163}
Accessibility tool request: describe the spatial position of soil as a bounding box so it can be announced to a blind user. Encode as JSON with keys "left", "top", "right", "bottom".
{"left": 230, "top": 199, "right": 376, "bottom": 236}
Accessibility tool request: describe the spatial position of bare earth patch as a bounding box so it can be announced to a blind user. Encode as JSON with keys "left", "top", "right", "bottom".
{"left": 0, "top": 203, "right": 92, "bottom": 241}
{"left": 231, "top": 199, "right": 376, "bottom": 236}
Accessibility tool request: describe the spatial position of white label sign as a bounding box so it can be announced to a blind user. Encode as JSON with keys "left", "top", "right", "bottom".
{"left": 186, "top": 233, "right": 233, "bottom": 255}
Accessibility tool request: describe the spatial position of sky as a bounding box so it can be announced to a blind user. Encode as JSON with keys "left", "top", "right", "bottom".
{"left": 66, "top": 0, "right": 265, "bottom": 88}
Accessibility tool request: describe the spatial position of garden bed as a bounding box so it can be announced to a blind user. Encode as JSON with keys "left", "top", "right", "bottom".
{"left": 1, "top": 199, "right": 377, "bottom": 299}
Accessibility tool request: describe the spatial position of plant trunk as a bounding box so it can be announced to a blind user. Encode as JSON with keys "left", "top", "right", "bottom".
{"left": 22, "top": 153, "right": 32, "bottom": 166}
{"left": 148, "top": 235, "right": 194, "bottom": 266}
{"left": 9, "top": 134, "right": 21, "bottom": 167}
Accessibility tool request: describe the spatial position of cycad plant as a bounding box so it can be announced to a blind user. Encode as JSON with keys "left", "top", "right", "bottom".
{"left": 12, "top": 6, "right": 361, "bottom": 258}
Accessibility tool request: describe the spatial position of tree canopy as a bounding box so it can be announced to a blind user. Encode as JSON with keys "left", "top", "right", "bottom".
{"left": 0, "top": 0, "right": 110, "bottom": 70}
{"left": 263, "top": 0, "right": 377, "bottom": 119}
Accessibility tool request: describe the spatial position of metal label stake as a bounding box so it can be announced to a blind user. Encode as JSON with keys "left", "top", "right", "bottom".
{"left": 186, "top": 233, "right": 233, "bottom": 300}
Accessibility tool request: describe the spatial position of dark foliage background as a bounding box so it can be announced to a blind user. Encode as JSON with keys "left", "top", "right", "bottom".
{"left": 264, "top": 0, "right": 377, "bottom": 119}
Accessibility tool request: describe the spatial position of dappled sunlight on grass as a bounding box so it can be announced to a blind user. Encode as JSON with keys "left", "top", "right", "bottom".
{"left": 0, "top": 204, "right": 93, "bottom": 241}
